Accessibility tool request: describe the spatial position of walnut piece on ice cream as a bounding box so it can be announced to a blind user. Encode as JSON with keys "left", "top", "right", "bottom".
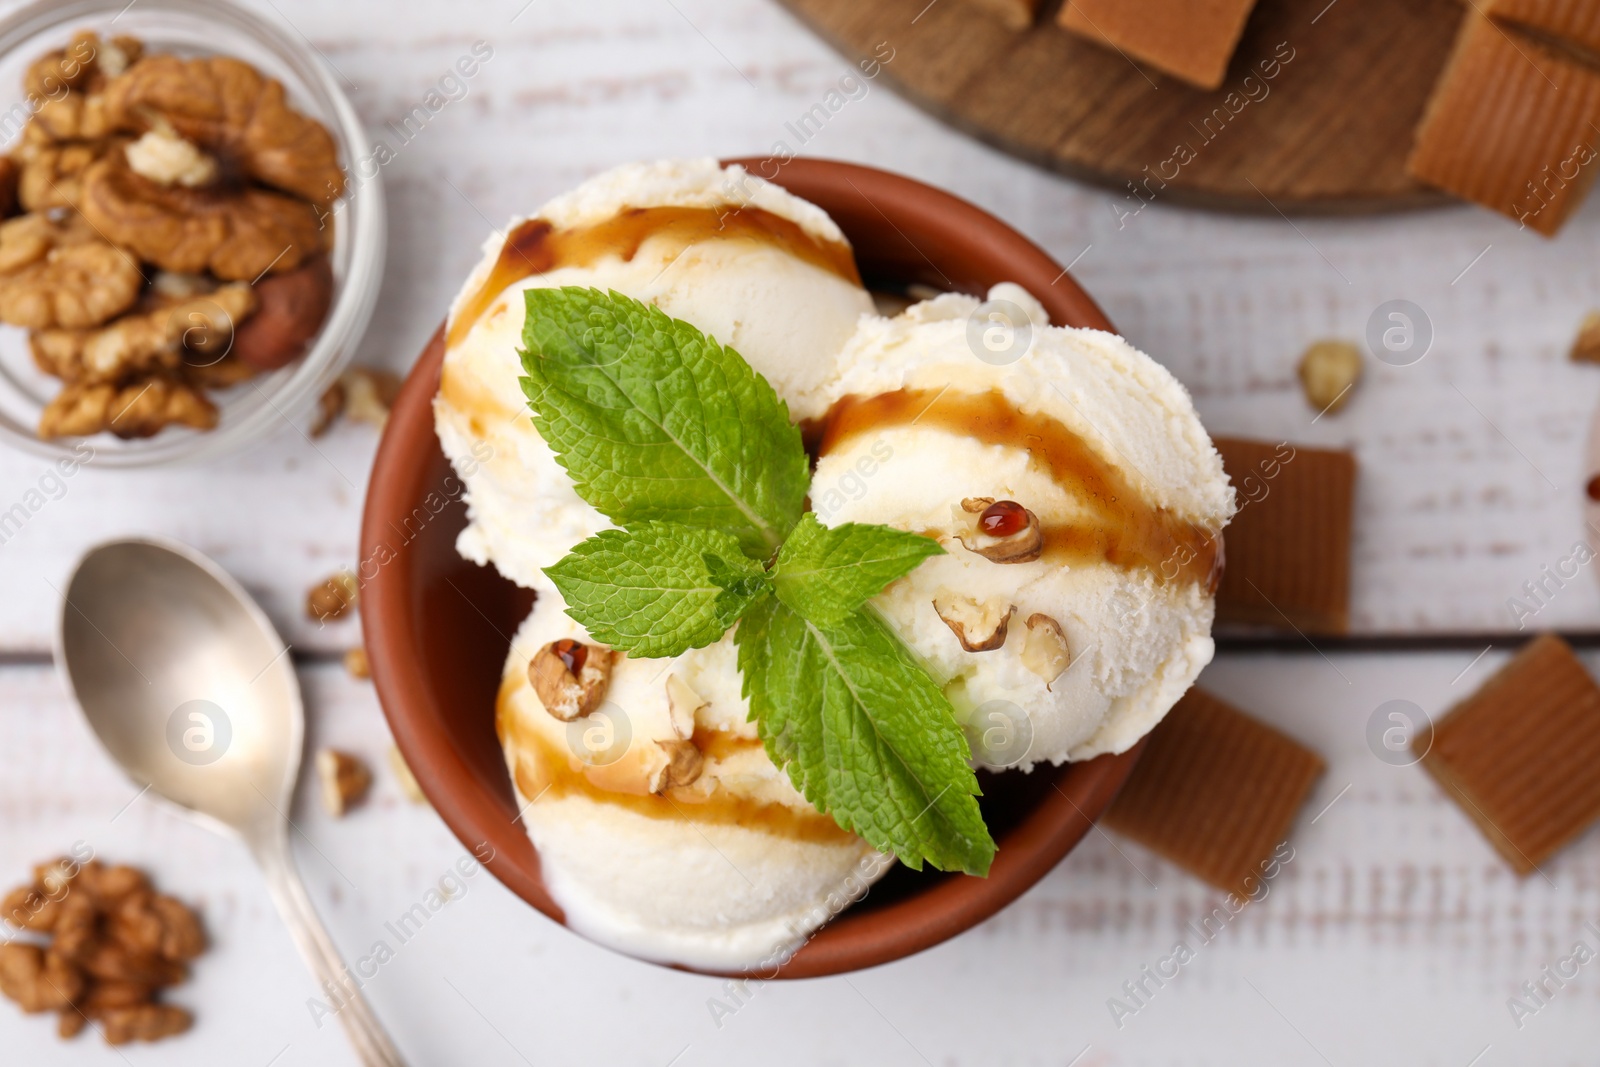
{"left": 529, "top": 639, "right": 615, "bottom": 722}
{"left": 932, "top": 590, "right": 1014, "bottom": 652}
{"left": 1020, "top": 612, "right": 1071, "bottom": 686}
{"left": 954, "top": 496, "right": 1043, "bottom": 563}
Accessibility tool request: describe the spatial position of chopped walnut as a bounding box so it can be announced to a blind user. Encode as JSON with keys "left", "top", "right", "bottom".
{"left": 100, "top": 1004, "right": 192, "bottom": 1046}
{"left": 665, "top": 673, "right": 705, "bottom": 740}
{"left": 33, "top": 94, "right": 113, "bottom": 143}
{"left": 306, "top": 570, "right": 359, "bottom": 622}
{"left": 1020, "top": 613, "right": 1071, "bottom": 687}
{"left": 316, "top": 749, "right": 373, "bottom": 817}
{"left": 0, "top": 944, "right": 83, "bottom": 1013}
{"left": 529, "top": 639, "right": 615, "bottom": 722}
{"left": 24, "top": 31, "right": 101, "bottom": 99}
{"left": 124, "top": 126, "right": 217, "bottom": 188}
{"left": 954, "top": 497, "right": 1043, "bottom": 563}
{"left": 344, "top": 646, "right": 370, "bottom": 679}
{"left": 340, "top": 366, "right": 401, "bottom": 429}
{"left": 0, "top": 213, "right": 142, "bottom": 330}
{"left": 38, "top": 374, "right": 218, "bottom": 440}
{"left": 932, "top": 591, "right": 1014, "bottom": 652}
{"left": 311, "top": 379, "right": 344, "bottom": 436}
{"left": 14, "top": 138, "right": 112, "bottom": 212}
{"left": 1297, "top": 339, "right": 1362, "bottom": 414}
{"left": 651, "top": 739, "right": 704, "bottom": 793}
{"left": 33, "top": 282, "right": 256, "bottom": 384}
{"left": 0, "top": 854, "right": 202, "bottom": 1047}
{"left": 24, "top": 32, "right": 140, "bottom": 101}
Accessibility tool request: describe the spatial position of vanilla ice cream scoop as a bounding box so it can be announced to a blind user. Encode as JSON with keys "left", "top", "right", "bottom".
{"left": 434, "top": 158, "right": 875, "bottom": 591}
{"left": 809, "top": 285, "right": 1234, "bottom": 768}
{"left": 497, "top": 597, "right": 888, "bottom": 970}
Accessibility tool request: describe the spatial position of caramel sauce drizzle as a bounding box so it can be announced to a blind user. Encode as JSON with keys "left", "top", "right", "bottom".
{"left": 812, "top": 388, "right": 1222, "bottom": 588}
{"left": 447, "top": 205, "right": 862, "bottom": 350}
{"left": 498, "top": 676, "right": 854, "bottom": 844}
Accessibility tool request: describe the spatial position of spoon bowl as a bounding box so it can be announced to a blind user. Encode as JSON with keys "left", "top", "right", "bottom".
{"left": 57, "top": 537, "right": 407, "bottom": 1067}
{"left": 59, "top": 539, "right": 301, "bottom": 836}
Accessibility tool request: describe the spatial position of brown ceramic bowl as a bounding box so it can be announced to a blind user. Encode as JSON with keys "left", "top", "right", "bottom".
{"left": 360, "top": 158, "right": 1144, "bottom": 978}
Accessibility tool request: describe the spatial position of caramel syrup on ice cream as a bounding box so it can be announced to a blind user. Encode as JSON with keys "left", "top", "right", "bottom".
{"left": 447, "top": 205, "right": 861, "bottom": 349}
{"left": 813, "top": 388, "right": 1222, "bottom": 589}
{"left": 497, "top": 674, "right": 854, "bottom": 843}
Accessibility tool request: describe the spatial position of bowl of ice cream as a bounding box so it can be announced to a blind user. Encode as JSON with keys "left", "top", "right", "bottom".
{"left": 361, "top": 157, "right": 1233, "bottom": 977}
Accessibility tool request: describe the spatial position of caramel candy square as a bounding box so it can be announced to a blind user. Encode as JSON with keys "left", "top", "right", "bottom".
{"left": 1486, "top": 0, "right": 1600, "bottom": 58}
{"left": 1408, "top": 12, "right": 1600, "bottom": 236}
{"left": 1213, "top": 438, "right": 1356, "bottom": 634}
{"left": 1057, "top": 0, "right": 1262, "bottom": 90}
{"left": 1418, "top": 633, "right": 1600, "bottom": 875}
{"left": 1104, "top": 688, "right": 1325, "bottom": 893}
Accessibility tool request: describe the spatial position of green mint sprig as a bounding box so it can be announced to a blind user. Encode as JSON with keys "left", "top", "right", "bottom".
{"left": 520, "top": 287, "right": 996, "bottom": 876}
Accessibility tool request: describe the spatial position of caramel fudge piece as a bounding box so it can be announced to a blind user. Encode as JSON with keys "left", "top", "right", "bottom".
{"left": 1057, "top": 0, "right": 1262, "bottom": 90}
{"left": 1486, "top": 0, "right": 1600, "bottom": 58}
{"left": 1104, "top": 688, "right": 1325, "bottom": 894}
{"left": 1213, "top": 438, "right": 1356, "bottom": 634}
{"left": 1418, "top": 634, "right": 1600, "bottom": 875}
{"left": 1408, "top": 12, "right": 1600, "bottom": 236}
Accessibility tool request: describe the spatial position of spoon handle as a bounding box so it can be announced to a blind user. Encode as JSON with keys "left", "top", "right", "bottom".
{"left": 252, "top": 832, "right": 409, "bottom": 1067}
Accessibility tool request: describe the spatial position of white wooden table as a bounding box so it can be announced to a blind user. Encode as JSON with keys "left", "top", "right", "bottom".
{"left": 3, "top": 1, "right": 1600, "bottom": 1063}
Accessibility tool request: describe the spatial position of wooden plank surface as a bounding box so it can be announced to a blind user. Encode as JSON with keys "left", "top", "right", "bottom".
{"left": 3, "top": 653, "right": 1599, "bottom": 1065}
{"left": 776, "top": 0, "right": 1464, "bottom": 210}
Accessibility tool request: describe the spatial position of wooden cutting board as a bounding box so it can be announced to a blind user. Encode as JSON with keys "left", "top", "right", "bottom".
{"left": 776, "top": 0, "right": 1466, "bottom": 213}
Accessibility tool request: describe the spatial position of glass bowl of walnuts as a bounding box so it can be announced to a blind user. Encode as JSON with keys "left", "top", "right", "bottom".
{"left": 0, "top": 0, "right": 385, "bottom": 466}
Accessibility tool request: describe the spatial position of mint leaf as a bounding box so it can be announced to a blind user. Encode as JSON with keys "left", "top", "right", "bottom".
{"left": 520, "top": 287, "right": 808, "bottom": 557}
{"left": 736, "top": 598, "right": 995, "bottom": 875}
{"left": 773, "top": 513, "right": 944, "bottom": 628}
{"left": 545, "top": 522, "right": 769, "bottom": 658}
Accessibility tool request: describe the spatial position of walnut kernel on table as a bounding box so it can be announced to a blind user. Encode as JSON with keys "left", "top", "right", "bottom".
{"left": 307, "top": 570, "right": 359, "bottom": 622}
{"left": 0, "top": 858, "right": 203, "bottom": 1046}
{"left": 1297, "top": 339, "right": 1363, "bottom": 414}
{"left": 317, "top": 748, "right": 373, "bottom": 816}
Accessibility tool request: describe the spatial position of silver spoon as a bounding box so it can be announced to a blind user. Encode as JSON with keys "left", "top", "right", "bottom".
{"left": 56, "top": 537, "right": 407, "bottom": 1067}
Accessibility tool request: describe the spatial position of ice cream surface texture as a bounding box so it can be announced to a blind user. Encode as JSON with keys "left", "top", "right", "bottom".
{"left": 810, "top": 285, "right": 1233, "bottom": 768}
{"left": 433, "top": 159, "right": 1232, "bottom": 970}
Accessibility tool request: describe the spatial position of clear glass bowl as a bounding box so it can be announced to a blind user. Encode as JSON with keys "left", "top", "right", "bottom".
{"left": 0, "top": 0, "right": 385, "bottom": 467}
